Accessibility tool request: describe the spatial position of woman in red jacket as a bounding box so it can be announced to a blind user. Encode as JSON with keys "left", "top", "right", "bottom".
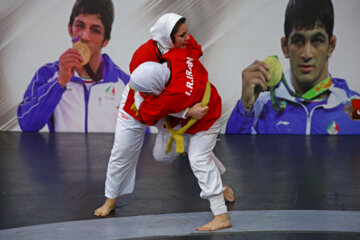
{"left": 95, "top": 13, "right": 207, "bottom": 218}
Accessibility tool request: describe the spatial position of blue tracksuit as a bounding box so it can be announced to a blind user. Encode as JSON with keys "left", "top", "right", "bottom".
{"left": 17, "top": 54, "right": 129, "bottom": 132}
{"left": 226, "top": 71, "right": 360, "bottom": 135}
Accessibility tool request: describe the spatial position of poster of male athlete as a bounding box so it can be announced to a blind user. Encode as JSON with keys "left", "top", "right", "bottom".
{"left": 0, "top": 0, "right": 359, "bottom": 134}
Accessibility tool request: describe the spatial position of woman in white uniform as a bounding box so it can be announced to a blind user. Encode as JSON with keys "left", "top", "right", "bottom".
{"left": 131, "top": 61, "right": 232, "bottom": 231}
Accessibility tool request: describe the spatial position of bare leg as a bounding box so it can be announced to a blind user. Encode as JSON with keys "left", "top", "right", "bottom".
{"left": 94, "top": 198, "right": 116, "bottom": 217}
{"left": 223, "top": 183, "right": 235, "bottom": 203}
{"left": 196, "top": 213, "right": 232, "bottom": 231}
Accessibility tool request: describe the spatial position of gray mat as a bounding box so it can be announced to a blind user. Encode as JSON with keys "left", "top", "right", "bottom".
{"left": 1, "top": 210, "right": 359, "bottom": 240}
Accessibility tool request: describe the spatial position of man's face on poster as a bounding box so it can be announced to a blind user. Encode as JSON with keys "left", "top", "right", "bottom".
{"left": 282, "top": 25, "right": 336, "bottom": 91}
{"left": 68, "top": 13, "right": 109, "bottom": 59}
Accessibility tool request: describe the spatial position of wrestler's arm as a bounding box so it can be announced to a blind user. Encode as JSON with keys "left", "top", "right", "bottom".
{"left": 134, "top": 91, "right": 207, "bottom": 122}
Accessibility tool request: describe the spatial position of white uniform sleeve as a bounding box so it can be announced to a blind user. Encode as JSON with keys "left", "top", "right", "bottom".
{"left": 169, "top": 108, "right": 189, "bottom": 119}
{"left": 135, "top": 91, "right": 189, "bottom": 119}
{"left": 134, "top": 91, "right": 145, "bottom": 109}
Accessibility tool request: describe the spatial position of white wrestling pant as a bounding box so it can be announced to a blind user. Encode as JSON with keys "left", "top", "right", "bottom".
{"left": 153, "top": 119, "right": 227, "bottom": 215}
{"left": 105, "top": 85, "right": 148, "bottom": 198}
{"left": 105, "top": 85, "right": 227, "bottom": 215}
{"left": 153, "top": 121, "right": 226, "bottom": 175}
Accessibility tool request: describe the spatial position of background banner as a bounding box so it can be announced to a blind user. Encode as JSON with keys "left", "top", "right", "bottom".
{"left": 1, "top": 0, "right": 359, "bottom": 132}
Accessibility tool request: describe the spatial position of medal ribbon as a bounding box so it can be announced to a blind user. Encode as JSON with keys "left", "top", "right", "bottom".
{"left": 282, "top": 75, "right": 332, "bottom": 100}
{"left": 271, "top": 75, "right": 332, "bottom": 112}
{"left": 267, "top": 55, "right": 332, "bottom": 111}
{"left": 83, "top": 57, "right": 104, "bottom": 82}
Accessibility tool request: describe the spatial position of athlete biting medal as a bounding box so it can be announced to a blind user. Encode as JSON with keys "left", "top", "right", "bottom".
{"left": 72, "top": 36, "right": 90, "bottom": 66}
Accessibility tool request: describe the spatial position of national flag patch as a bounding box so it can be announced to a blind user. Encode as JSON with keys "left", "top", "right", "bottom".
{"left": 327, "top": 121, "right": 339, "bottom": 135}
{"left": 105, "top": 86, "right": 115, "bottom": 96}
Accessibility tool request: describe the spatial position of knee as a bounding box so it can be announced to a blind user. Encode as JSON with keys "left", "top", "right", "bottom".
{"left": 188, "top": 151, "right": 210, "bottom": 164}
{"left": 153, "top": 149, "right": 176, "bottom": 164}
{"left": 153, "top": 150, "right": 164, "bottom": 162}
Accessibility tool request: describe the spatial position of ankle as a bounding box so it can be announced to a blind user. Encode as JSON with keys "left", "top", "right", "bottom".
{"left": 215, "top": 213, "right": 229, "bottom": 219}
{"left": 106, "top": 198, "right": 116, "bottom": 205}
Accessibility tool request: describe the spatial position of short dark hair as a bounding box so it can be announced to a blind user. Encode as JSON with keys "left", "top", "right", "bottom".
{"left": 284, "top": 0, "right": 334, "bottom": 40}
{"left": 69, "top": 0, "right": 114, "bottom": 40}
{"left": 170, "top": 17, "right": 187, "bottom": 44}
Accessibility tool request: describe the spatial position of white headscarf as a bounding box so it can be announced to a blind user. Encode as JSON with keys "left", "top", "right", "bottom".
{"left": 130, "top": 62, "right": 170, "bottom": 95}
{"left": 149, "top": 13, "right": 183, "bottom": 54}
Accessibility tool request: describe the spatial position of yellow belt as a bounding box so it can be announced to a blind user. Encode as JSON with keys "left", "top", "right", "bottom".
{"left": 164, "top": 81, "right": 211, "bottom": 154}
{"left": 129, "top": 84, "right": 139, "bottom": 116}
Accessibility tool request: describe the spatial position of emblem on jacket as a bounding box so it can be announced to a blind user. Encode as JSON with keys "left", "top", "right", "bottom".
{"left": 105, "top": 85, "right": 116, "bottom": 100}
{"left": 327, "top": 121, "right": 339, "bottom": 135}
{"left": 276, "top": 121, "right": 290, "bottom": 126}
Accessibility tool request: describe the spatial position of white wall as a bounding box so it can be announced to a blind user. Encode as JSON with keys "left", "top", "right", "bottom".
{"left": 0, "top": 0, "right": 359, "bottom": 132}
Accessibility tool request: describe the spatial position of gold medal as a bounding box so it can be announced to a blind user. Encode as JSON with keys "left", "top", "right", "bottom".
{"left": 72, "top": 36, "right": 90, "bottom": 65}
{"left": 264, "top": 56, "right": 283, "bottom": 112}
{"left": 264, "top": 56, "right": 282, "bottom": 87}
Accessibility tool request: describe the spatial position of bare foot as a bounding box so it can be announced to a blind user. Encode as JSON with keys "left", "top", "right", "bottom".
{"left": 223, "top": 183, "right": 235, "bottom": 202}
{"left": 196, "top": 213, "right": 231, "bottom": 231}
{"left": 94, "top": 198, "right": 116, "bottom": 217}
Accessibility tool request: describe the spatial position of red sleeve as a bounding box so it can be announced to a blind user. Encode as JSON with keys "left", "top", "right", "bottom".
{"left": 186, "top": 34, "right": 203, "bottom": 59}
{"left": 138, "top": 89, "right": 194, "bottom": 126}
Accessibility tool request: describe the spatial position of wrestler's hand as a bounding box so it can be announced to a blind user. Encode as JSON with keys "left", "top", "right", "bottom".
{"left": 58, "top": 49, "right": 83, "bottom": 88}
{"left": 241, "top": 60, "right": 270, "bottom": 112}
{"left": 187, "top": 103, "right": 209, "bottom": 119}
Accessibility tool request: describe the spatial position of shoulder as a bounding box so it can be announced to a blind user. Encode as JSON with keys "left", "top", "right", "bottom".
{"left": 137, "top": 39, "right": 156, "bottom": 50}
{"left": 38, "top": 61, "right": 59, "bottom": 74}
{"left": 332, "top": 77, "right": 360, "bottom": 97}
{"left": 103, "top": 54, "right": 124, "bottom": 73}
{"left": 332, "top": 77, "right": 350, "bottom": 89}
{"left": 132, "top": 40, "right": 157, "bottom": 57}
{"left": 103, "top": 54, "right": 130, "bottom": 82}
{"left": 32, "top": 61, "right": 59, "bottom": 82}
{"left": 130, "top": 39, "right": 160, "bottom": 73}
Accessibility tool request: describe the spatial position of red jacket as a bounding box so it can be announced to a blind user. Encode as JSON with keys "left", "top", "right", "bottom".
{"left": 137, "top": 47, "right": 222, "bottom": 134}
{"left": 129, "top": 40, "right": 162, "bottom": 74}
{"left": 124, "top": 35, "right": 203, "bottom": 120}
{"left": 129, "top": 34, "right": 202, "bottom": 74}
